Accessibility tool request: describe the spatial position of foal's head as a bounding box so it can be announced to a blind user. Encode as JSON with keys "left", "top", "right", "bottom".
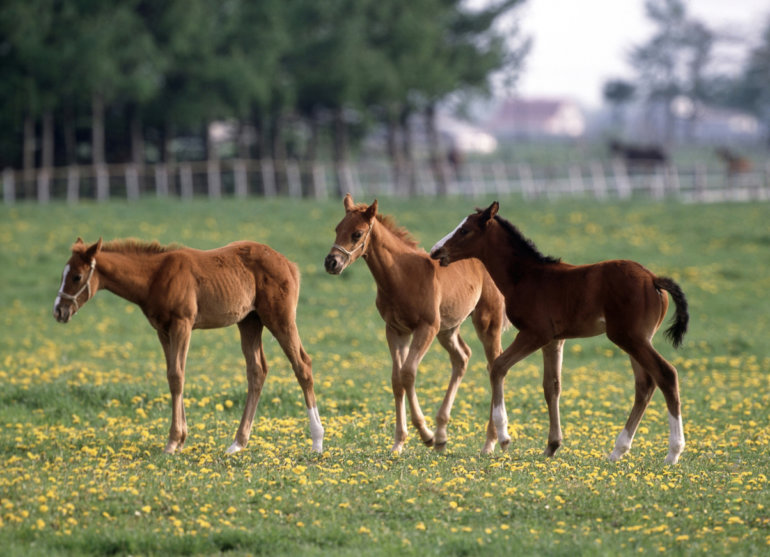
{"left": 430, "top": 201, "right": 499, "bottom": 267}
{"left": 324, "top": 193, "right": 377, "bottom": 275}
{"left": 53, "top": 238, "right": 102, "bottom": 323}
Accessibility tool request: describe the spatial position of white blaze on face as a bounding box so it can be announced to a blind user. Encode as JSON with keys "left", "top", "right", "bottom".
{"left": 54, "top": 264, "right": 71, "bottom": 310}
{"left": 430, "top": 217, "right": 467, "bottom": 256}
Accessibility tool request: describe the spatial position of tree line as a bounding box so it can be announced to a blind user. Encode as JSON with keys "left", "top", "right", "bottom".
{"left": 603, "top": 0, "right": 770, "bottom": 146}
{"left": 0, "top": 0, "right": 528, "bottom": 196}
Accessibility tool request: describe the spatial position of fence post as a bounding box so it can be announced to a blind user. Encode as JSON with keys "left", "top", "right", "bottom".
{"left": 568, "top": 164, "right": 583, "bottom": 196}
{"left": 312, "top": 163, "right": 326, "bottom": 199}
{"left": 125, "top": 164, "right": 140, "bottom": 200}
{"left": 287, "top": 160, "right": 302, "bottom": 198}
{"left": 155, "top": 164, "right": 169, "bottom": 197}
{"left": 37, "top": 168, "right": 50, "bottom": 203}
{"left": 207, "top": 159, "right": 221, "bottom": 198}
{"left": 179, "top": 164, "right": 193, "bottom": 199}
{"left": 694, "top": 164, "right": 707, "bottom": 202}
{"left": 492, "top": 162, "right": 508, "bottom": 196}
{"left": 2, "top": 168, "right": 14, "bottom": 205}
{"left": 95, "top": 164, "right": 109, "bottom": 201}
{"left": 66, "top": 166, "right": 79, "bottom": 203}
{"left": 518, "top": 164, "right": 534, "bottom": 200}
{"left": 261, "top": 159, "right": 276, "bottom": 197}
{"left": 234, "top": 160, "right": 248, "bottom": 197}
{"left": 590, "top": 162, "right": 607, "bottom": 199}
{"left": 613, "top": 160, "right": 631, "bottom": 199}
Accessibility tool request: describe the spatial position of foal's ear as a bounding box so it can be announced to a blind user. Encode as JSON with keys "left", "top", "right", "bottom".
{"left": 343, "top": 193, "right": 355, "bottom": 211}
{"left": 364, "top": 199, "right": 378, "bottom": 221}
{"left": 84, "top": 237, "right": 103, "bottom": 262}
{"left": 480, "top": 201, "right": 499, "bottom": 222}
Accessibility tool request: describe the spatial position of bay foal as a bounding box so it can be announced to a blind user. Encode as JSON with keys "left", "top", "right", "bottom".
{"left": 53, "top": 238, "right": 324, "bottom": 454}
{"left": 325, "top": 194, "right": 508, "bottom": 454}
{"left": 430, "top": 202, "right": 689, "bottom": 464}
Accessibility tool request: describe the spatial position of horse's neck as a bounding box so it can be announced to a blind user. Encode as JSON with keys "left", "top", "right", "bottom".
{"left": 363, "top": 221, "right": 418, "bottom": 290}
{"left": 481, "top": 224, "right": 536, "bottom": 286}
{"left": 96, "top": 250, "right": 157, "bottom": 306}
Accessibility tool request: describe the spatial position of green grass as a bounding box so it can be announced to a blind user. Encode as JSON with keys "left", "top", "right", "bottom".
{"left": 1, "top": 194, "right": 769, "bottom": 555}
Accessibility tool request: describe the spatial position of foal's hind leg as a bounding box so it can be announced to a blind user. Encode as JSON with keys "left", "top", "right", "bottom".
{"left": 609, "top": 358, "right": 655, "bottom": 462}
{"left": 542, "top": 339, "right": 565, "bottom": 457}
{"left": 227, "top": 314, "right": 268, "bottom": 454}
{"left": 471, "top": 302, "right": 504, "bottom": 454}
{"left": 434, "top": 328, "right": 471, "bottom": 451}
{"left": 610, "top": 336, "right": 684, "bottom": 464}
{"left": 264, "top": 316, "right": 324, "bottom": 452}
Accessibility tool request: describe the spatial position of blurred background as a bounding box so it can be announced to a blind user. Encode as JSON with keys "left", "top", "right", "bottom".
{"left": 1, "top": 0, "right": 769, "bottom": 202}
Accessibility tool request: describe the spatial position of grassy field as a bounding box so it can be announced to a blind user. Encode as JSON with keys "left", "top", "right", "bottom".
{"left": 1, "top": 194, "right": 769, "bottom": 555}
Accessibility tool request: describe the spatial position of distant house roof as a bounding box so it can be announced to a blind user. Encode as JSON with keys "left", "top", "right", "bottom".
{"left": 486, "top": 98, "right": 586, "bottom": 138}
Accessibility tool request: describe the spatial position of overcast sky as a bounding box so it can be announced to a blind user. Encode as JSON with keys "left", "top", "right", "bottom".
{"left": 510, "top": 0, "right": 770, "bottom": 109}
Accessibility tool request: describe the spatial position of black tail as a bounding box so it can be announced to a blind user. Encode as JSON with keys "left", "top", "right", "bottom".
{"left": 654, "top": 276, "right": 689, "bottom": 349}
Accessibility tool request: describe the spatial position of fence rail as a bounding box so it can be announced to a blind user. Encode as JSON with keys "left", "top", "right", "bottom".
{"left": 4, "top": 158, "right": 770, "bottom": 204}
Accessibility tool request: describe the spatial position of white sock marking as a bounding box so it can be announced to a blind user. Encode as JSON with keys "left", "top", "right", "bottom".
{"left": 308, "top": 406, "right": 324, "bottom": 453}
{"left": 492, "top": 403, "right": 509, "bottom": 443}
{"left": 666, "top": 412, "right": 684, "bottom": 464}
{"left": 430, "top": 217, "right": 467, "bottom": 256}
{"left": 609, "top": 428, "right": 634, "bottom": 461}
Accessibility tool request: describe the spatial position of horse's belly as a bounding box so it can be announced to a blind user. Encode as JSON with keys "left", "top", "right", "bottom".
{"left": 194, "top": 299, "right": 254, "bottom": 329}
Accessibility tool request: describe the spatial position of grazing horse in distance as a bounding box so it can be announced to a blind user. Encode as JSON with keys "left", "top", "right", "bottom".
{"left": 324, "top": 194, "right": 511, "bottom": 454}
{"left": 715, "top": 147, "right": 753, "bottom": 175}
{"left": 53, "top": 238, "right": 324, "bottom": 455}
{"left": 430, "top": 202, "right": 689, "bottom": 464}
{"left": 609, "top": 139, "right": 668, "bottom": 168}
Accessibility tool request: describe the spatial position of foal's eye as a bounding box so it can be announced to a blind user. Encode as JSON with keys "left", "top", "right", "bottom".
{"left": 72, "top": 274, "right": 83, "bottom": 282}
{"left": 352, "top": 231, "right": 363, "bottom": 241}
{"left": 458, "top": 228, "right": 469, "bottom": 236}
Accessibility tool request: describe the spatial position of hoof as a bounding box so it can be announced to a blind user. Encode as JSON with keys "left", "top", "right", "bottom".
{"left": 481, "top": 441, "right": 496, "bottom": 455}
{"left": 664, "top": 452, "right": 680, "bottom": 465}
{"left": 434, "top": 440, "right": 447, "bottom": 452}
{"left": 499, "top": 437, "right": 511, "bottom": 452}
{"left": 226, "top": 441, "right": 243, "bottom": 455}
{"left": 423, "top": 437, "right": 435, "bottom": 448}
{"left": 544, "top": 440, "right": 561, "bottom": 457}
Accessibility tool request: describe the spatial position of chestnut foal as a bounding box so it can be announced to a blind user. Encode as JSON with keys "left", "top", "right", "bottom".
{"left": 53, "top": 238, "right": 323, "bottom": 454}
{"left": 325, "top": 194, "right": 509, "bottom": 454}
{"left": 431, "top": 202, "right": 689, "bottom": 464}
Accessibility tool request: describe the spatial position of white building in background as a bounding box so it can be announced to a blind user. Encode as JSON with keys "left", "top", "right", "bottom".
{"left": 437, "top": 115, "right": 498, "bottom": 154}
{"left": 485, "top": 98, "right": 586, "bottom": 139}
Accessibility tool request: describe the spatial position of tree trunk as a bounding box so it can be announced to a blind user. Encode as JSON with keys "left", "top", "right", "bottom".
{"left": 270, "top": 114, "right": 288, "bottom": 194}
{"left": 399, "top": 109, "right": 416, "bottom": 196}
{"left": 303, "top": 111, "right": 320, "bottom": 197}
{"left": 386, "top": 110, "right": 403, "bottom": 194}
{"left": 129, "top": 106, "right": 145, "bottom": 166}
{"left": 91, "top": 93, "right": 105, "bottom": 165}
{"left": 62, "top": 105, "right": 77, "bottom": 166}
{"left": 42, "top": 111, "right": 54, "bottom": 170}
{"left": 23, "top": 113, "right": 35, "bottom": 199}
{"left": 332, "top": 107, "right": 350, "bottom": 197}
{"left": 425, "top": 104, "right": 447, "bottom": 195}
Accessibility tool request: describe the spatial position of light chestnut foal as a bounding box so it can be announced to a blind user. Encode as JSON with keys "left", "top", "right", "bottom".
{"left": 53, "top": 238, "right": 324, "bottom": 454}
{"left": 431, "top": 202, "right": 689, "bottom": 464}
{"left": 324, "top": 194, "right": 510, "bottom": 454}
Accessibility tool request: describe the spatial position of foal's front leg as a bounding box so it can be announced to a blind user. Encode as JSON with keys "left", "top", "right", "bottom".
{"left": 386, "top": 327, "right": 410, "bottom": 454}
{"left": 542, "top": 339, "right": 565, "bottom": 457}
{"left": 488, "top": 331, "right": 548, "bottom": 451}
{"left": 158, "top": 320, "right": 193, "bottom": 454}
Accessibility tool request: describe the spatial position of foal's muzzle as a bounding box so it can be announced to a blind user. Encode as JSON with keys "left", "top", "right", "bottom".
{"left": 430, "top": 247, "right": 450, "bottom": 267}
{"left": 324, "top": 252, "right": 345, "bottom": 275}
{"left": 53, "top": 303, "right": 73, "bottom": 323}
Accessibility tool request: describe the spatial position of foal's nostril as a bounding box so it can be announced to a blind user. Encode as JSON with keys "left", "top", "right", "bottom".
{"left": 324, "top": 255, "right": 336, "bottom": 272}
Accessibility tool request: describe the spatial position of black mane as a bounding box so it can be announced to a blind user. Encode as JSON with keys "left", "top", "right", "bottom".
{"left": 493, "top": 215, "right": 560, "bottom": 264}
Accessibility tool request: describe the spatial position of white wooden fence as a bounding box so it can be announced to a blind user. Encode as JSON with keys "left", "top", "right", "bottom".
{"left": 3, "top": 158, "right": 770, "bottom": 204}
